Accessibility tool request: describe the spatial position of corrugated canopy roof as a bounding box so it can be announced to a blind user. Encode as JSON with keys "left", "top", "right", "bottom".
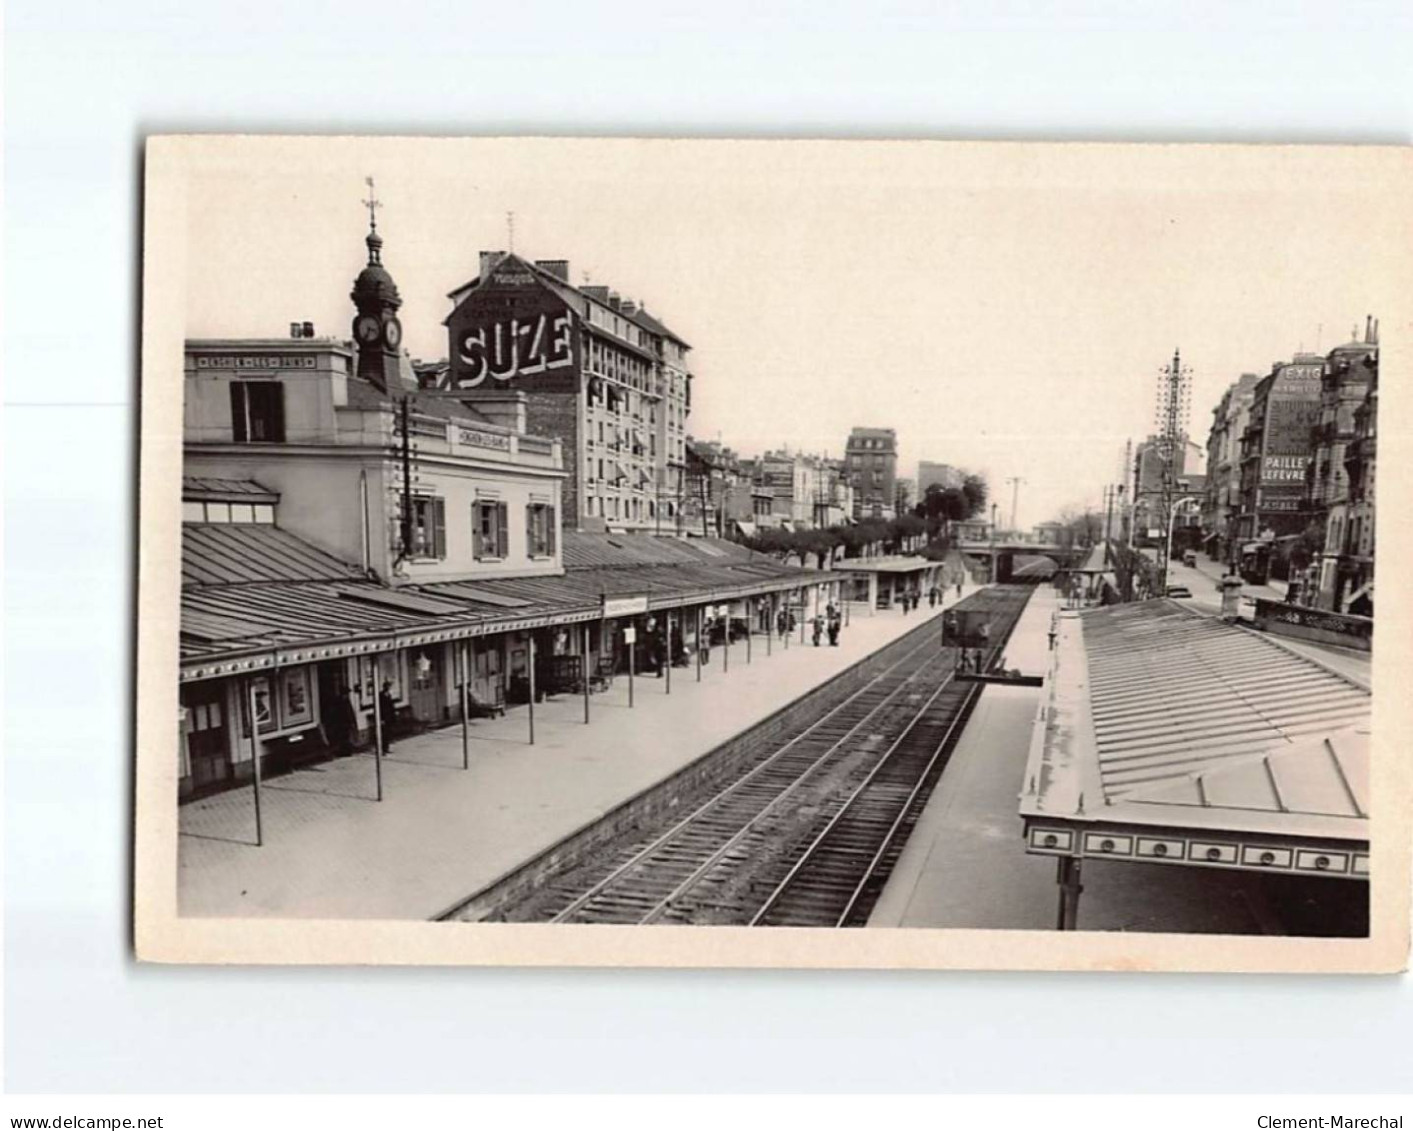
{"left": 1021, "top": 600, "right": 1371, "bottom": 847}
{"left": 180, "top": 527, "right": 815, "bottom": 679}
{"left": 182, "top": 526, "right": 367, "bottom": 588}
{"left": 182, "top": 477, "right": 279, "bottom": 503}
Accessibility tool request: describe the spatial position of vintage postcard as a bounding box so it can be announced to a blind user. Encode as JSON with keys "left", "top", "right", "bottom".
{"left": 136, "top": 136, "right": 1411, "bottom": 970}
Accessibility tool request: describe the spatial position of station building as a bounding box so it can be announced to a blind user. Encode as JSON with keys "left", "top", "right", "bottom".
{"left": 176, "top": 214, "right": 835, "bottom": 800}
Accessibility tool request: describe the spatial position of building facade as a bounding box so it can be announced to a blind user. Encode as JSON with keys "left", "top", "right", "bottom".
{"left": 1233, "top": 354, "right": 1324, "bottom": 582}
{"left": 433, "top": 252, "right": 692, "bottom": 533}
{"left": 1202, "top": 372, "right": 1261, "bottom": 566}
{"left": 844, "top": 427, "right": 898, "bottom": 519}
{"left": 1341, "top": 358, "right": 1377, "bottom": 616}
{"left": 1130, "top": 434, "right": 1205, "bottom": 548}
{"left": 917, "top": 461, "right": 964, "bottom": 493}
{"left": 1308, "top": 322, "right": 1378, "bottom": 610}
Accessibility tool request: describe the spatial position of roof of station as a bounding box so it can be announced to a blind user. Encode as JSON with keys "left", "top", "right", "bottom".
{"left": 178, "top": 527, "right": 819, "bottom": 682}
{"left": 1020, "top": 599, "right": 1372, "bottom": 877}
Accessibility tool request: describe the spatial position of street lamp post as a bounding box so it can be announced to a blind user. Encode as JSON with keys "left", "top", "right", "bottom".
{"left": 1160, "top": 495, "right": 1199, "bottom": 596}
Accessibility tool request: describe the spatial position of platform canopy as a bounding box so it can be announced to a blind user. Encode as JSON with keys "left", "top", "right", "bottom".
{"left": 1020, "top": 600, "right": 1371, "bottom": 881}
{"left": 179, "top": 527, "right": 819, "bottom": 683}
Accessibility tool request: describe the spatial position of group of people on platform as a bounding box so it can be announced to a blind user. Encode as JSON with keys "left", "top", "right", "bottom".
{"left": 807, "top": 604, "right": 844, "bottom": 647}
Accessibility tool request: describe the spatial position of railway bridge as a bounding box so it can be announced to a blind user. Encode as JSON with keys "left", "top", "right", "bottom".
{"left": 956, "top": 539, "right": 1087, "bottom": 583}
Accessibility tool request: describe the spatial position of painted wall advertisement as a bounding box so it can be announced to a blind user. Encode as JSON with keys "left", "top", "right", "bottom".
{"left": 444, "top": 265, "right": 581, "bottom": 393}
{"left": 1259, "top": 370, "right": 1320, "bottom": 515}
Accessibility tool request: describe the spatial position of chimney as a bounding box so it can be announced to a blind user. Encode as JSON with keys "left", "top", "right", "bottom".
{"left": 608, "top": 290, "right": 621, "bottom": 311}
{"left": 534, "top": 259, "right": 570, "bottom": 283}
{"left": 290, "top": 322, "right": 301, "bottom": 339}
{"left": 1365, "top": 315, "right": 1373, "bottom": 342}
{"left": 479, "top": 250, "right": 506, "bottom": 279}
{"left": 302, "top": 321, "right": 315, "bottom": 339}
{"left": 1372, "top": 317, "right": 1379, "bottom": 343}
{"left": 621, "top": 298, "right": 638, "bottom": 317}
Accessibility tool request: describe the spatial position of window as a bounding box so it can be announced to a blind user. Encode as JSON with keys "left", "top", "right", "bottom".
{"left": 526, "top": 503, "right": 557, "bottom": 557}
{"left": 472, "top": 499, "right": 509, "bottom": 560}
{"left": 407, "top": 497, "right": 446, "bottom": 559}
{"left": 229, "top": 381, "right": 285, "bottom": 442}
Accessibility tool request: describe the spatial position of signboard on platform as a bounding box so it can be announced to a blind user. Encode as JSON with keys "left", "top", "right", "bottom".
{"left": 602, "top": 594, "right": 649, "bottom": 618}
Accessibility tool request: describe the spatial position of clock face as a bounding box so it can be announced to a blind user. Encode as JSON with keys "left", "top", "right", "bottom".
{"left": 355, "top": 315, "right": 381, "bottom": 343}
{"left": 383, "top": 318, "right": 403, "bottom": 348}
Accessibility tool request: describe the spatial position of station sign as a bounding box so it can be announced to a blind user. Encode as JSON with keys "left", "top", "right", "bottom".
{"left": 602, "top": 595, "right": 650, "bottom": 618}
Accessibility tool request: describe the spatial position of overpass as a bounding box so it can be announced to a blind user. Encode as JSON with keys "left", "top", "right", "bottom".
{"left": 956, "top": 540, "right": 1088, "bottom": 582}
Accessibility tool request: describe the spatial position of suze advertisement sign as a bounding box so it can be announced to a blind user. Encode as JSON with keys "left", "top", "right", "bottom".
{"left": 444, "top": 266, "right": 580, "bottom": 393}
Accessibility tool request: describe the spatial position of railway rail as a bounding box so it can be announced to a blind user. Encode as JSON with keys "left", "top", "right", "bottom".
{"left": 445, "top": 585, "right": 1033, "bottom": 928}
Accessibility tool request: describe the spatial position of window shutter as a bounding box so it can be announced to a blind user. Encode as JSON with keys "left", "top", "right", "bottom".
{"left": 230, "top": 383, "right": 249, "bottom": 442}
{"left": 471, "top": 504, "right": 483, "bottom": 559}
{"left": 268, "top": 382, "right": 286, "bottom": 442}
{"left": 433, "top": 499, "right": 446, "bottom": 558}
{"left": 525, "top": 503, "right": 535, "bottom": 555}
{"left": 497, "top": 502, "right": 508, "bottom": 558}
{"left": 547, "top": 508, "right": 557, "bottom": 556}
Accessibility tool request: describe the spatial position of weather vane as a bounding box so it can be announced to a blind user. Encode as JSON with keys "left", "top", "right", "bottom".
{"left": 363, "top": 176, "right": 382, "bottom": 232}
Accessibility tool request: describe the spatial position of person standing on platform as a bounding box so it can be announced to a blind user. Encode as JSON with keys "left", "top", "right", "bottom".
{"left": 776, "top": 606, "right": 788, "bottom": 640}
{"left": 827, "top": 611, "right": 841, "bottom": 646}
{"left": 378, "top": 680, "right": 397, "bottom": 755}
{"left": 956, "top": 579, "right": 963, "bottom": 599}
{"left": 812, "top": 615, "right": 823, "bottom": 647}
{"left": 327, "top": 685, "right": 357, "bottom": 756}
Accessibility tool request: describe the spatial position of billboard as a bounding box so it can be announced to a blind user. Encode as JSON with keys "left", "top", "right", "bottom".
{"left": 444, "top": 265, "right": 581, "bottom": 393}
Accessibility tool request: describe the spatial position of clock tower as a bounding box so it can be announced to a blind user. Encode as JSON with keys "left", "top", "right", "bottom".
{"left": 350, "top": 178, "right": 404, "bottom": 392}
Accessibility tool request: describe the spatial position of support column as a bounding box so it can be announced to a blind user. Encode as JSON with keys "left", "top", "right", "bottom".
{"left": 459, "top": 639, "right": 470, "bottom": 770}
{"left": 527, "top": 634, "right": 537, "bottom": 744}
{"left": 767, "top": 594, "right": 774, "bottom": 656}
{"left": 1056, "top": 857, "right": 1083, "bottom": 931}
{"left": 628, "top": 618, "right": 635, "bottom": 708}
{"left": 245, "top": 677, "right": 265, "bottom": 846}
{"left": 370, "top": 654, "right": 385, "bottom": 802}
{"left": 746, "top": 601, "right": 752, "bottom": 664}
{"left": 867, "top": 573, "right": 878, "bottom": 615}
{"left": 665, "top": 609, "right": 673, "bottom": 695}
{"left": 723, "top": 605, "right": 730, "bottom": 673}
{"left": 582, "top": 623, "right": 591, "bottom": 724}
{"left": 695, "top": 605, "right": 703, "bottom": 681}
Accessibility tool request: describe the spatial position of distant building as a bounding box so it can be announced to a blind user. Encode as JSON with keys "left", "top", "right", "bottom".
{"left": 1202, "top": 373, "right": 1262, "bottom": 567}
{"left": 1130, "top": 434, "right": 1205, "bottom": 546}
{"left": 844, "top": 427, "right": 898, "bottom": 519}
{"left": 894, "top": 477, "right": 915, "bottom": 515}
{"left": 1341, "top": 358, "right": 1377, "bottom": 616}
{"left": 1309, "top": 320, "right": 1378, "bottom": 610}
{"left": 917, "top": 461, "right": 964, "bottom": 493}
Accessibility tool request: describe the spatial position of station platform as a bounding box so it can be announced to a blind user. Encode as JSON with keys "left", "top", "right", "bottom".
{"left": 179, "top": 581, "right": 981, "bottom": 920}
{"left": 869, "top": 584, "right": 1278, "bottom": 934}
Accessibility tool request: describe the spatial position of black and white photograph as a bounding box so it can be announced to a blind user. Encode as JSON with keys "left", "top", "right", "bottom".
{"left": 134, "top": 136, "right": 1411, "bottom": 969}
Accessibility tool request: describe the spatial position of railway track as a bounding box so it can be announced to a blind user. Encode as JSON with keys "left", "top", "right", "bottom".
{"left": 450, "top": 585, "right": 1033, "bottom": 928}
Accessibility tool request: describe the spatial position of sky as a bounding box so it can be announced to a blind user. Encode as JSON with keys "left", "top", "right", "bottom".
{"left": 177, "top": 137, "right": 1409, "bottom": 530}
